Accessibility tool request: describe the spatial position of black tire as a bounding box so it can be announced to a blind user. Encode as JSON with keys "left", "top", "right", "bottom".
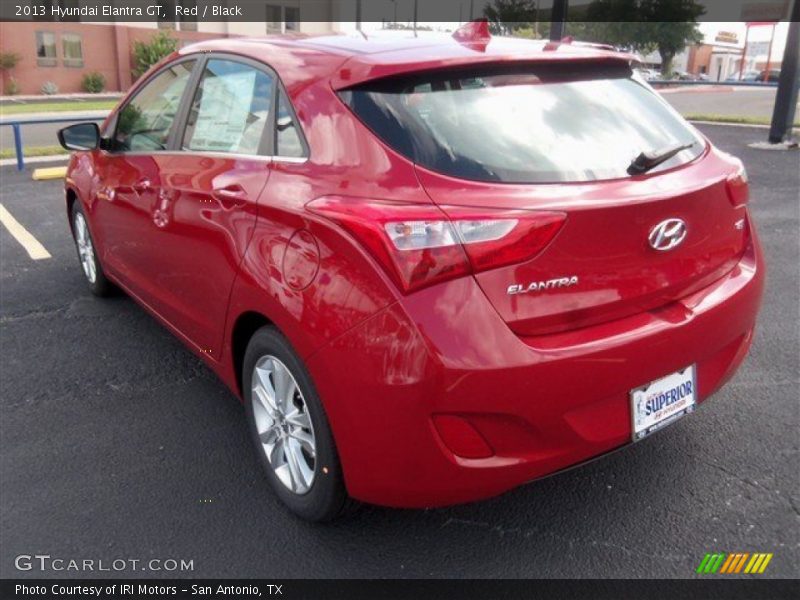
{"left": 70, "top": 203, "right": 114, "bottom": 297}
{"left": 243, "top": 326, "right": 350, "bottom": 522}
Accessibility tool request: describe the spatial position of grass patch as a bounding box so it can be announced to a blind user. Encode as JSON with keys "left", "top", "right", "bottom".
{"left": 684, "top": 113, "right": 800, "bottom": 127}
{"left": 0, "top": 145, "right": 66, "bottom": 159}
{"left": 0, "top": 100, "right": 116, "bottom": 116}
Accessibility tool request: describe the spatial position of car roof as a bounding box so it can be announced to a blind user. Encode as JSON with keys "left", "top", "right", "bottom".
{"left": 180, "top": 32, "right": 636, "bottom": 93}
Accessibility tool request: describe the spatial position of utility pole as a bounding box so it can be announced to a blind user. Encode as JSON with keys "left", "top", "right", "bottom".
{"left": 768, "top": 2, "right": 800, "bottom": 143}
{"left": 739, "top": 24, "right": 751, "bottom": 81}
{"left": 550, "top": 0, "right": 568, "bottom": 41}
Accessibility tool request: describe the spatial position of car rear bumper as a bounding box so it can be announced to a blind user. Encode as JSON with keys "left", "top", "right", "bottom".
{"left": 306, "top": 231, "right": 765, "bottom": 508}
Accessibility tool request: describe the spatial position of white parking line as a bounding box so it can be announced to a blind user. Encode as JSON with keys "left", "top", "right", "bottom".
{"left": 0, "top": 203, "right": 51, "bottom": 260}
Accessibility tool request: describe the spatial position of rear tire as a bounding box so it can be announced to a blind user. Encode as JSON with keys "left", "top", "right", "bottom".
{"left": 243, "top": 326, "right": 350, "bottom": 522}
{"left": 71, "top": 203, "right": 113, "bottom": 297}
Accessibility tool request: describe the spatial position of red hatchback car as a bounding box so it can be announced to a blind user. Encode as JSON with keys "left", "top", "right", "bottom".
{"left": 59, "top": 28, "right": 764, "bottom": 521}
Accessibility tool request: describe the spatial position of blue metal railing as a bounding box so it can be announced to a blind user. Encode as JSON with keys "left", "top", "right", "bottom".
{"left": 0, "top": 114, "right": 108, "bottom": 171}
{"left": 650, "top": 80, "right": 779, "bottom": 88}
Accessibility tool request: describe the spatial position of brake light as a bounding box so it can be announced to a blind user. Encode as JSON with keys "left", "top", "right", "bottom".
{"left": 443, "top": 206, "right": 566, "bottom": 272}
{"left": 726, "top": 161, "right": 749, "bottom": 207}
{"left": 307, "top": 197, "right": 566, "bottom": 293}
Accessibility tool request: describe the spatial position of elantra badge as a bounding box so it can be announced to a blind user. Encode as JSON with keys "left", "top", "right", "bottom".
{"left": 507, "top": 276, "right": 579, "bottom": 295}
{"left": 649, "top": 218, "right": 687, "bottom": 251}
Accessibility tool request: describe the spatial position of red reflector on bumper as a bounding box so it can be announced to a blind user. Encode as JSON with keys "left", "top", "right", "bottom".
{"left": 432, "top": 415, "right": 494, "bottom": 459}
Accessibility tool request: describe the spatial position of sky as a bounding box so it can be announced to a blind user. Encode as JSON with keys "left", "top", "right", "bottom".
{"left": 340, "top": 21, "right": 790, "bottom": 60}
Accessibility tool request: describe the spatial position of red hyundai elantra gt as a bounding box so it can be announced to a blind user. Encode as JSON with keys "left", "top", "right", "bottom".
{"left": 59, "top": 28, "right": 764, "bottom": 521}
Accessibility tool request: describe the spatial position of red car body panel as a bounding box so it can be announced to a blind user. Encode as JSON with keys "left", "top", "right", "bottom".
{"left": 65, "top": 33, "right": 765, "bottom": 508}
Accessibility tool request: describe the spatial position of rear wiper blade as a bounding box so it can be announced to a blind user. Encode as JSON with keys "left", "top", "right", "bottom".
{"left": 627, "top": 142, "right": 695, "bottom": 175}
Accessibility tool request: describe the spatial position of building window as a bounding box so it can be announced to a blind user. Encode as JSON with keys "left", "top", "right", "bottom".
{"left": 284, "top": 7, "right": 300, "bottom": 32}
{"left": 36, "top": 31, "right": 57, "bottom": 67}
{"left": 266, "top": 5, "right": 300, "bottom": 34}
{"left": 178, "top": 0, "right": 198, "bottom": 31}
{"left": 158, "top": 0, "right": 177, "bottom": 29}
{"left": 266, "top": 5, "right": 282, "bottom": 33}
{"left": 62, "top": 33, "right": 83, "bottom": 68}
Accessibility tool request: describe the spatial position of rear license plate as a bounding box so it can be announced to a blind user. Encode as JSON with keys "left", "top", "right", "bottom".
{"left": 631, "top": 366, "right": 697, "bottom": 441}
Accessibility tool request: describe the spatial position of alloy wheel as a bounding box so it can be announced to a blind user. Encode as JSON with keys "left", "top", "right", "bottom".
{"left": 74, "top": 212, "right": 97, "bottom": 284}
{"left": 251, "top": 355, "right": 317, "bottom": 494}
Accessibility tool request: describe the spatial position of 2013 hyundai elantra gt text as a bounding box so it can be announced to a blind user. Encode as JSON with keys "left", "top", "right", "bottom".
{"left": 59, "top": 25, "right": 764, "bottom": 521}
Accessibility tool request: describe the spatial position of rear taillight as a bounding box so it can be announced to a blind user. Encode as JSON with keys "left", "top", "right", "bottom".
{"left": 307, "top": 196, "right": 566, "bottom": 293}
{"left": 726, "top": 161, "right": 749, "bottom": 207}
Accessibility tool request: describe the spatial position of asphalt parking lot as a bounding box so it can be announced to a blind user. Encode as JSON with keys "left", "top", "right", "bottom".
{"left": 0, "top": 124, "right": 798, "bottom": 579}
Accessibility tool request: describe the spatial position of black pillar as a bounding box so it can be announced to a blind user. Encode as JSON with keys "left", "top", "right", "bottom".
{"left": 550, "top": 0, "right": 568, "bottom": 41}
{"left": 769, "top": 1, "right": 799, "bottom": 143}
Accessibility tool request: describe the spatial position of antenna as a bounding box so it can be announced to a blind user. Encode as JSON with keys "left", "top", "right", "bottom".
{"left": 452, "top": 19, "right": 492, "bottom": 44}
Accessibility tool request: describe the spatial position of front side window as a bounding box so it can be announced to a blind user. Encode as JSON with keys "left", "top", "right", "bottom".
{"left": 62, "top": 33, "right": 83, "bottom": 68}
{"left": 182, "top": 59, "right": 274, "bottom": 155}
{"left": 36, "top": 31, "right": 57, "bottom": 67}
{"left": 276, "top": 88, "right": 306, "bottom": 158}
{"left": 343, "top": 63, "right": 705, "bottom": 183}
{"left": 111, "top": 60, "right": 196, "bottom": 152}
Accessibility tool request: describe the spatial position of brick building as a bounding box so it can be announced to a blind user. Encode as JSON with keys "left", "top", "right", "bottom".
{"left": 0, "top": 5, "right": 337, "bottom": 95}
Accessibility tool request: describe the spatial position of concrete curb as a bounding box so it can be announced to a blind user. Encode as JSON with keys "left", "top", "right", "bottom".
{"left": 0, "top": 155, "right": 69, "bottom": 167}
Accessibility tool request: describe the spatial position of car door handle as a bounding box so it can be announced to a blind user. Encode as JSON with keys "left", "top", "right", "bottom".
{"left": 212, "top": 184, "right": 248, "bottom": 207}
{"left": 132, "top": 178, "right": 152, "bottom": 193}
{"left": 115, "top": 179, "right": 152, "bottom": 195}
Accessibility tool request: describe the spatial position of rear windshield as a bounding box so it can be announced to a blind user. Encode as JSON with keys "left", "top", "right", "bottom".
{"left": 340, "top": 63, "right": 705, "bottom": 183}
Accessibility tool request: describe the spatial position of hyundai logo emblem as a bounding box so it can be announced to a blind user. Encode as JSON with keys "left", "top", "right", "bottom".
{"left": 649, "top": 218, "right": 687, "bottom": 251}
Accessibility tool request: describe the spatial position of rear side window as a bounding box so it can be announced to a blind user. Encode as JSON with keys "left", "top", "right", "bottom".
{"left": 341, "top": 63, "right": 704, "bottom": 183}
{"left": 112, "top": 60, "right": 196, "bottom": 152}
{"left": 182, "top": 59, "right": 275, "bottom": 155}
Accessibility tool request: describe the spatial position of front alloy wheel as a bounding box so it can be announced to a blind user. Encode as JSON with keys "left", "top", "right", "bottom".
{"left": 70, "top": 203, "right": 113, "bottom": 297}
{"left": 73, "top": 212, "right": 97, "bottom": 284}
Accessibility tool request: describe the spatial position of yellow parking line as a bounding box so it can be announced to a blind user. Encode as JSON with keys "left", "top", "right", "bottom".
{"left": 32, "top": 166, "right": 68, "bottom": 180}
{"left": 0, "top": 203, "right": 51, "bottom": 260}
{"left": 758, "top": 554, "right": 773, "bottom": 573}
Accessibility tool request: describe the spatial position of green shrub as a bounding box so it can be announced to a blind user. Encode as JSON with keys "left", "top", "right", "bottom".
{"left": 0, "top": 52, "right": 21, "bottom": 71}
{"left": 6, "top": 77, "right": 20, "bottom": 95}
{"left": 82, "top": 71, "right": 106, "bottom": 93}
{"left": 41, "top": 81, "right": 59, "bottom": 95}
{"left": 132, "top": 31, "right": 178, "bottom": 79}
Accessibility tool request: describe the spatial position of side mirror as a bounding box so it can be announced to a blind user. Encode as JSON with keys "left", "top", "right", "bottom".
{"left": 57, "top": 122, "right": 100, "bottom": 151}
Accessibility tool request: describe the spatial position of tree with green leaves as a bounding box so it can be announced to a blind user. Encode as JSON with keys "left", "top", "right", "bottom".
{"left": 483, "top": 0, "right": 539, "bottom": 35}
{"left": 577, "top": 0, "right": 705, "bottom": 75}
{"left": 132, "top": 31, "right": 179, "bottom": 79}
